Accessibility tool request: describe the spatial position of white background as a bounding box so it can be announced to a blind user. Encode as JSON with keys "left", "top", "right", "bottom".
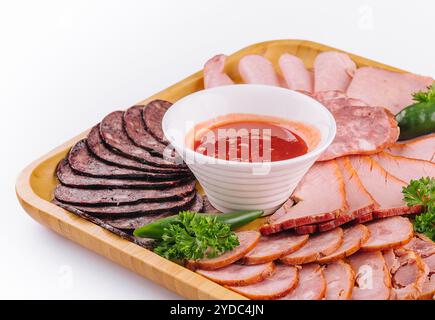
{"left": 1, "top": 0, "right": 434, "bottom": 299}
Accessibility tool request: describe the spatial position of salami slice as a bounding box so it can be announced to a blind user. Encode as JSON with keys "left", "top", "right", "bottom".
{"left": 87, "top": 125, "right": 188, "bottom": 175}
{"left": 124, "top": 106, "right": 167, "bottom": 156}
{"left": 186, "top": 231, "right": 261, "bottom": 270}
{"left": 203, "top": 54, "right": 234, "bottom": 89}
{"left": 100, "top": 111, "right": 184, "bottom": 167}
{"left": 196, "top": 262, "right": 275, "bottom": 286}
{"left": 317, "top": 224, "right": 370, "bottom": 264}
{"left": 241, "top": 233, "right": 309, "bottom": 265}
{"left": 228, "top": 265, "right": 299, "bottom": 300}
{"left": 280, "top": 228, "right": 344, "bottom": 265}
{"left": 279, "top": 264, "right": 326, "bottom": 300}
{"left": 101, "top": 193, "right": 203, "bottom": 230}
{"left": 323, "top": 260, "right": 355, "bottom": 300}
{"left": 142, "top": 100, "right": 172, "bottom": 144}
{"left": 361, "top": 217, "right": 414, "bottom": 251}
{"left": 58, "top": 191, "right": 196, "bottom": 217}
{"left": 54, "top": 180, "right": 196, "bottom": 206}
{"left": 57, "top": 158, "right": 188, "bottom": 189}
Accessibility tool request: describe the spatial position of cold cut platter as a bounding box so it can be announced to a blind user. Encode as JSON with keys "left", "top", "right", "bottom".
{"left": 16, "top": 40, "right": 435, "bottom": 300}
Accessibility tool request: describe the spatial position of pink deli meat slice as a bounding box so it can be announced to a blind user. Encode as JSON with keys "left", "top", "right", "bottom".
{"left": 278, "top": 53, "right": 313, "bottom": 93}
{"left": 241, "top": 233, "right": 309, "bottom": 265}
{"left": 386, "top": 133, "right": 435, "bottom": 163}
{"left": 372, "top": 152, "right": 435, "bottom": 183}
{"left": 324, "top": 260, "right": 355, "bottom": 300}
{"left": 228, "top": 264, "right": 299, "bottom": 300}
{"left": 238, "top": 54, "right": 281, "bottom": 86}
{"left": 186, "top": 231, "right": 260, "bottom": 270}
{"left": 361, "top": 217, "right": 414, "bottom": 251}
{"left": 348, "top": 156, "right": 421, "bottom": 218}
{"left": 317, "top": 224, "right": 370, "bottom": 264}
{"left": 260, "top": 161, "right": 347, "bottom": 235}
{"left": 280, "top": 228, "right": 344, "bottom": 265}
{"left": 196, "top": 262, "right": 275, "bottom": 286}
{"left": 314, "top": 51, "right": 356, "bottom": 93}
{"left": 294, "top": 225, "right": 317, "bottom": 235}
{"left": 347, "top": 66, "right": 433, "bottom": 114}
{"left": 203, "top": 54, "right": 234, "bottom": 89}
{"left": 279, "top": 264, "right": 326, "bottom": 300}
{"left": 348, "top": 251, "right": 392, "bottom": 300}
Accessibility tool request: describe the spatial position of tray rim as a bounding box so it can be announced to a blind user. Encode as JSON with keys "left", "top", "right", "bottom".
{"left": 16, "top": 39, "right": 407, "bottom": 300}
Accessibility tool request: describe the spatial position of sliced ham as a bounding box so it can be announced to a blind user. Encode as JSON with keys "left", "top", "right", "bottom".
{"left": 280, "top": 228, "right": 344, "bottom": 265}
{"left": 314, "top": 51, "right": 356, "bottom": 93}
{"left": 361, "top": 217, "right": 413, "bottom": 251}
{"left": 203, "top": 54, "right": 234, "bottom": 89}
{"left": 318, "top": 157, "right": 378, "bottom": 232}
{"left": 387, "top": 249, "right": 428, "bottom": 300}
{"left": 196, "top": 262, "right": 275, "bottom": 286}
{"left": 349, "top": 156, "right": 421, "bottom": 218}
{"left": 279, "top": 264, "right": 326, "bottom": 300}
{"left": 404, "top": 234, "right": 435, "bottom": 258}
{"left": 356, "top": 212, "right": 373, "bottom": 224}
{"left": 348, "top": 251, "right": 391, "bottom": 300}
{"left": 347, "top": 66, "right": 433, "bottom": 114}
{"left": 386, "top": 133, "right": 435, "bottom": 163}
{"left": 241, "top": 233, "right": 309, "bottom": 265}
{"left": 372, "top": 152, "right": 435, "bottom": 183}
{"left": 324, "top": 260, "right": 355, "bottom": 300}
{"left": 294, "top": 225, "right": 317, "bottom": 235}
{"left": 228, "top": 265, "right": 299, "bottom": 300}
{"left": 260, "top": 161, "right": 347, "bottom": 235}
{"left": 278, "top": 53, "right": 313, "bottom": 93}
{"left": 317, "top": 224, "right": 370, "bottom": 264}
{"left": 314, "top": 90, "right": 369, "bottom": 108}
{"left": 238, "top": 54, "right": 281, "bottom": 86}
{"left": 317, "top": 104, "right": 399, "bottom": 161}
{"left": 186, "top": 231, "right": 260, "bottom": 270}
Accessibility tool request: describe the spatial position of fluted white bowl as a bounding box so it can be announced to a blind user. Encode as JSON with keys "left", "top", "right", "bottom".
{"left": 162, "top": 84, "right": 336, "bottom": 215}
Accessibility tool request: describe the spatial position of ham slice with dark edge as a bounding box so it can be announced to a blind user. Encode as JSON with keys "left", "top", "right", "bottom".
{"left": 228, "top": 265, "right": 299, "bottom": 300}
{"left": 348, "top": 251, "right": 391, "bottom": 300}
{"left": 323, "top": 260, "right": 355, "bottom": 300}
{"left": 238, "top": 55, "right": 281, "bottom": 86}
{"left": 314, "top": 51, "right": 356, "bottom": 93}
{"left": 384, "top": 249, "right": 428, "bottom": 300}
{"left": 356, "top": 212, "right": 373, "bottom": 224}
{"left": 280, "top": 228, "right": 343, "bottom": 265}
{"left": 386, "top": 133, "right": 435, "bottom": 163}
{"left": 317, "top": 224, "right": 370, "bottom": 264}
{"left": 196, "top": 262, "right": 275, "bottom": 286}
{"left": 241, "top": 233, "right": 309, "bottom": 265}
{"left": 279, "top": 264, "right": 326, "bottom": 300}
{"left": 318, "top": 157, "right": 378, "bottom": 232}
{"left": 372, "top": 152, "right": 435, "bottom": 183}
{"left": 361, "top": 217, "right": 413, "bottom": 251}
{"left": 279, "top": 53, "right": 313, "bottom": 93}
{"left": 403, "top": 234, "right": 435, "bottom": 299}
{"left": 186, "top": 231, "right": 260, "bottom": 270}
{"left": 294, "top": 225, "right": 317, "bottom": 235}
{"left": 349, "top": 156, "right": 421, "bottom": 218}
{"left": 203, "top": 54, "right": 234, "bottom": 89}
{"left": 347, "top": 66, "right": 433, "bottom": 114}
{"left": 260, "top": 161, "right": 347, "bottom": 235}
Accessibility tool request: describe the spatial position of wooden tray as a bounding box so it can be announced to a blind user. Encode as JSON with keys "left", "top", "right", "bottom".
{"left": 16, "top": 40, "right": 404, "bottom": 300}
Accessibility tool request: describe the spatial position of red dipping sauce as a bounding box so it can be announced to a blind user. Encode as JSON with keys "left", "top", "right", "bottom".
{"left": 193, "top": 120, "right": 309, "bottom": 162}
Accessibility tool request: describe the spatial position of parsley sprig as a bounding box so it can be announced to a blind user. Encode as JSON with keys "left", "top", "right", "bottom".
{"left": 412, "top": 84, "right": 435, "bottom": 103}
{"left": 402, "top": 177, "right": 435, "bottom": 240}
{"left": 153, "top": 211, "right": 240, "bottom": 260}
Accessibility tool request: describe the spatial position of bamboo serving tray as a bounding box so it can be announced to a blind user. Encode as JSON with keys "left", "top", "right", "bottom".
{"left": 16, "top": 40, "right": 405, "bottom": 300}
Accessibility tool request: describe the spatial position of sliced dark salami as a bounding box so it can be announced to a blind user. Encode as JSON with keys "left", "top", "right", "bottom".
{"left": 202, "top": 195, "right": 221, "bottom": 213}
{"left": 54, "top": 180, "right": 196, "bottom": 206}
{"left": 87, "top": 125, "right": 188, "bottom": 174}
{"left": 102, "top": 193, "right": 204, "bottom": 230}
{"left": 143, "top": 100, "right": 172, "bottom": 144}
{"left": 100, "top": 111, "right": 184, "bottom": 168}
{"left": 57, "top": 158, "right": 190, "bottom": 189}
{"left": 62, "top": 191, "right": 197, "bottom": 217}
{"left": 124, "top": 106, "right": 167, "bottom": 156}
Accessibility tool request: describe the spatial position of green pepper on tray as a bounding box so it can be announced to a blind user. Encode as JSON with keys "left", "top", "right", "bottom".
{"left": 396, "top": 84, "right": 435, "bottom": 140}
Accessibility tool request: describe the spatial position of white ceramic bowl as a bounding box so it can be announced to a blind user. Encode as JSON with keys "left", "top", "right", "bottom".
{"left": 162, "top": 84, "right": 336, "bottom": 215}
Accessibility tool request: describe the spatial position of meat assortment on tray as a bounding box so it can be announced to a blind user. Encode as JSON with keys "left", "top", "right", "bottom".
{"left": 53, "top": 47, "right": 435, "bottom": 300}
